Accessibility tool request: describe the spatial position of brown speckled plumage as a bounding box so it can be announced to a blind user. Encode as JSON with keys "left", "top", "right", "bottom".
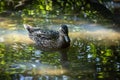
{"left": 24, "top": 24, "right": 70, "bottom": 50}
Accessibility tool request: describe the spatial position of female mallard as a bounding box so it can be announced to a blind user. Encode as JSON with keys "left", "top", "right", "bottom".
{"left": 24, "top": 24, "right": 70, "bottom": 50}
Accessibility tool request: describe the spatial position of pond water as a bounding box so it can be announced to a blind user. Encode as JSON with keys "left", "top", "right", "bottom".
{"left": 0, "top": 17, "right": 120, "bottom": 80}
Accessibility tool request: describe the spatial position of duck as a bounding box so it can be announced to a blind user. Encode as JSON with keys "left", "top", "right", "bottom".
{"left": 24, "top": 24, "right": 70, "bottom": 50}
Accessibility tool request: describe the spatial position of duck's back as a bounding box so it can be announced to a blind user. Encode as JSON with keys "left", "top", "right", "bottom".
{"left": 31, "top": 29, "right": 59, "bottom": 39}
{"left": 29, "top": 29, "right": 60, "bottom": 48}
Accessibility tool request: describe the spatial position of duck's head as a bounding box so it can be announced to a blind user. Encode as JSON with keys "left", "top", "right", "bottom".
{"left": 59, "top": 25, "right": 68, "bottom": 35}
{"left": 59, "top": 25, "right": 70, "bottom": 42}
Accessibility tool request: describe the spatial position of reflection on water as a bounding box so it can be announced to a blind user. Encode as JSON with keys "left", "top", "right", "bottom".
{"left": 0, "top": 19, "right": 120, "bottom": 80}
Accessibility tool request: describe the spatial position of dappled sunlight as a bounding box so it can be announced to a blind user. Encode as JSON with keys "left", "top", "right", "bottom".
{"left": 0, "top": 17, "right": 17, "bottom": 29}
{"left": 70, "top": 24, "right": 120, "bottom": 45}
{"left": 9, "top": 62, "right": 68, "bottom": 76}
{"left": 70, "top": 30, "right": 120, "bottom": 40}
{"left": 1, "top": 33, "right": 34, "bottom": 44}
{"left": 34, "top": 68, "right": 67, "bottom": 75}
{"left": 0, "top": 22, "right": 120, "bottom": 46}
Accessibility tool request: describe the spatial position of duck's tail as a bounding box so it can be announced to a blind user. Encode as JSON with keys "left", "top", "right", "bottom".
{"left": 23, "top": 24, "right": 33, "bottom": 33}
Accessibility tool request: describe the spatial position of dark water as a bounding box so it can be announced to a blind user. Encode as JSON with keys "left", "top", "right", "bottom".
{"left": 0, "top": 17, "right": 120, "bottom": 80}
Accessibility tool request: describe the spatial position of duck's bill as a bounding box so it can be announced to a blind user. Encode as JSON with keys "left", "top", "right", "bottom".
{"left": 64, "top": 36, "right": 70, "bottom": 42}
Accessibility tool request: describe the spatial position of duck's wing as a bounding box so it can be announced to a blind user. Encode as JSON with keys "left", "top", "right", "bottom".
{"left": 24, "top": 24, "right": 59, "bottom": 40}
{"left": 33, "top": 29, "right": 59, "bottom": 40}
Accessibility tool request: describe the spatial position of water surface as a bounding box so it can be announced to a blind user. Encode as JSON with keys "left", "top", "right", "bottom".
{"left": 0, "top": 17, "right": 120, "bottom": 80}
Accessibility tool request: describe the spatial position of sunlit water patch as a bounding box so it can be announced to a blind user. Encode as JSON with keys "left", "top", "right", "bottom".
{"left": 0, "top": 23, "right": 120, "bottom": 45}
{"left": 70, "top": 24, "right": 120, "bottom": 45}
{"left": 0, "top": 28, "right": 33, "bottom": 44}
